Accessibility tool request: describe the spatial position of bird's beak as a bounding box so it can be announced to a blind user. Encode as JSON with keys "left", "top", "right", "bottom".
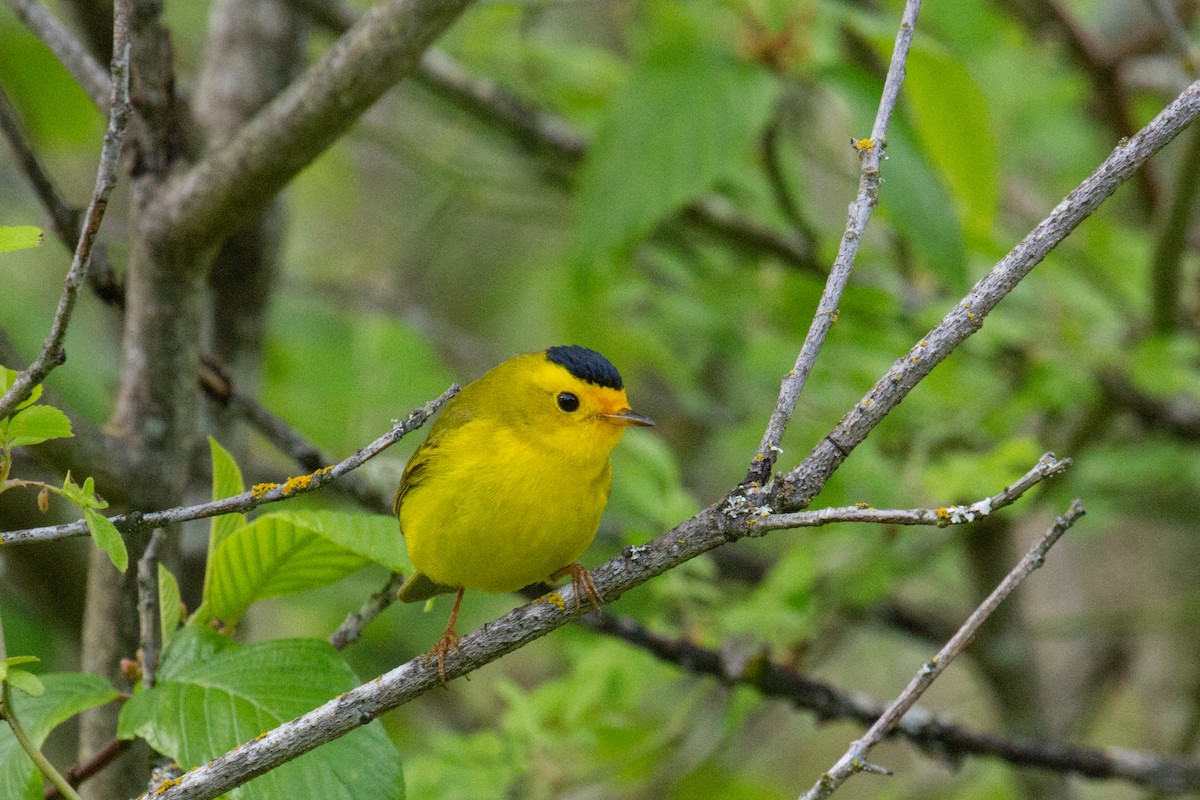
{"left": 601, "top": 408, "right": 655, "bottom": 427}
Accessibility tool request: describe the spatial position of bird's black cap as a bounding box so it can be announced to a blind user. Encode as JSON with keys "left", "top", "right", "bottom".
{"left": 546, "top": 345, "right": 624, "bottom": 390}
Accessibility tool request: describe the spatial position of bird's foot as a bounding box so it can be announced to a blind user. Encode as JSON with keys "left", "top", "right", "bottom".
{"left": 551, "top": 561, "right": 603, "bottom": 615}
{"left": 425, "top": 628, "right": 461, "bottom": 684}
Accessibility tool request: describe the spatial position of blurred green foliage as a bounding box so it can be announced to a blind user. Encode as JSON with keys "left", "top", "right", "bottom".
{"left": 3, "top": 0, "right": 1200, "bottom": 797}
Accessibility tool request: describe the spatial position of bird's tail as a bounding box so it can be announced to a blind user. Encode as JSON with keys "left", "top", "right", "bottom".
{"left": 396, "top": 571, "right": 459, "bottom": 603}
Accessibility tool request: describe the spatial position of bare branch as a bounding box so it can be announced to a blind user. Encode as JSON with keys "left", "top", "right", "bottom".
{"left": 5, "top": 0, "right": 110, "bottom": 110}
{"left": 136, "top": 530, "right": 165, "bottom": 688}
{"left": 581, "top": 609, "right": 1200, "bottom": 794}
{"left": 1145, "top": 0, "right": 1200, "bottom": 74}
{"left": 199, "top": 360, "right": 386, "bottom": 510}
{"left": 1150, "top": 122, "right": 1200, "bottom": 333}
{"left": 777, "top": 79, "right": 1200, "bottom": 511}
{"left": 1098, "top": 369, "right": 1200, "bottom": 440}
{"left": 289, "top": 0, "right": 822, "bottom": 274}
{"left": 0, "top": 86, "right": 79, "bottom": 241}
{"left": 49, "top": 76, "right": 1200, "bottom": 800}
{"left": 996, "top": 0, "right": 1161, "bottom": 211}
{"left": 0, "top": 385, "right": 457, "bottom": 546}
{"left": 754, "top": 452, "right": 1069, "bottom": 534}
{"left": 0, "top": 2, "right": 131, "bottom": 420}
{"left": 156, "top": 0, "right": 474, "bottom": 252}
{"left": 328, "top": 573, "right": 406, "bottom": 651}
{"left": 44, "top": 739, "right": 134, "bottom": 799}
{"left": 798, "top": 500, "right": 1086, "bottom": 800}
{"left": 745, "top": 0, "right": 922, "bottom": 485}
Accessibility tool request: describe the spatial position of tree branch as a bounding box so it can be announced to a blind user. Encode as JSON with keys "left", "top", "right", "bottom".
{"left": 798, "top": 500, "right": 1086, "bottom": 800}
{"left": 0, "top": 3, "right": 131, "bottom": 420}
{"left": 0, "top": 385, "right": 457, "bottom": 546}
{"left": 52, "top": 39, "right": 1200, "bottom": 800}
{"left": 581, "top": 609, "right": 1200, "bottom": 793}
{"left": 0, "top": 86, "right": 79, "bottom": 241}
{"left": 327, "top": 573, "right": 406, "bottom": 651}
{"left": 744, "top": 0, "right": 923, "bottom": 485}
{"left": 289, "top": 0, "right": 822, "bottom": 274}
{"left": 4, "top": 0, "right": 111, "bottom": 110}
{"left": 155, "top": 0, "right": 474, "bottom": 253}
{"left": 44, "top": 738, "right": 133, "bottom": 800}
{"left": 753, "top": 452, "right": 1068, "bottom": 534}
{"left": 135, "top": 530, "right": 164, "bottom": 688}
{"left": 776, "top": 79, "right": 1200, "bottom": 511}
{"left": 199, "top": 359, "right": 386, "bottom": 510}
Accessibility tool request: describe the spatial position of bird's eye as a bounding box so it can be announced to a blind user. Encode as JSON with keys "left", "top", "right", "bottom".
{"left": 556, "top": 392, "right": 580, "bottom": 412}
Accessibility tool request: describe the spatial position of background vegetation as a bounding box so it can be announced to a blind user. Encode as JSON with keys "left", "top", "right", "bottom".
{"left": 2, "top": 0, "right": 1200, "bottom": 798}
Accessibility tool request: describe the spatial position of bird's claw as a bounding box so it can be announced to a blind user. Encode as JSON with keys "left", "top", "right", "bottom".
{"left": 425, "top": 629, "right": 461, "bottom": 684}
{"left": 553, "top": 561, "right": 603, "bottom": 615}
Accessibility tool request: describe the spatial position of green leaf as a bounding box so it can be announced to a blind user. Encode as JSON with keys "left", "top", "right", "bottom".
{"left": 0, "top": 226, "right": 43, "bottom": 255}
{"left": 0, "top": 656, "right": 39, "bottom": 677}
{"left": 3, "top": 405, "right": 73, "bottom": 448}
{"left": 902, "top": 44, "right": 998, "bottom": 238}
{"left": 0, "top": 673, "right": 117, "bottom": 800}
{"left": 4, "top": 670, "right": 44, "bottom": 698}
{"left": 200, "top": 511, "right": 406, "bottom": 625}
{"left": 158, "top": 564, "right": 182, "bottom": 646}
{"left": 60, "top": 473, "right": 106, "bottom": 510}
{"left": 205, "top": 437, "right": 247, "bottom": 603}
{"left": 84, "top": 508, "right": 128, "bottom": 572}
{"left": 118, "top": 627, "right": 403, "bottom": 800}
{"left": 573, "top": 43, "right": 779, "bottom": 261}
{"left": 268, "top": 510, "right": 410, "bottom": 572}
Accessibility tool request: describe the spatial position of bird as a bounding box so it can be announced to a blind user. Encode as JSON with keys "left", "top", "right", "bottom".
{"left": 394, "top": 345, "right": 654, "bottom": 681}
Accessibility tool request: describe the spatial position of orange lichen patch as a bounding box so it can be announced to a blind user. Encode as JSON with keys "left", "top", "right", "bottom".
{"left": 936, "top": 507, "right": 952, "bottom": 522}
{"left": 853, "top": 137, "right": 875, "bottom": 155}
{"left": 280, "top": 467, "right": 333, "bottom": 496}
{"left": 251, "top": 482, "right": 279, "bottom": 499}
{"left": 534, "top": 592, "right": 566, "bottom": 611}
{"left": 855, "top": 502, "right": 870, "bottom": 509}
{"left": 155, "top": 776, "right": 184, "bottom": 794}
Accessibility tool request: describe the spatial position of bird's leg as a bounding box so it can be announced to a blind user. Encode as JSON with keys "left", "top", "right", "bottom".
{"left": 550, "top": 561, "right": 603, "bottom": 614}
{"left": 426, "top": 587, "right": 465, "bottom": 683}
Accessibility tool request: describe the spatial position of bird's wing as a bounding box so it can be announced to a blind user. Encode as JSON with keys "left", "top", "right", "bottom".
{"left": 392, "top": 395, "right": 477, "bottom": 519}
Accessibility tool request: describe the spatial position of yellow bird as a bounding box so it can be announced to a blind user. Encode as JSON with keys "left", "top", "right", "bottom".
{"left": 394, "top": 345, "right": 654, "bottom": 679}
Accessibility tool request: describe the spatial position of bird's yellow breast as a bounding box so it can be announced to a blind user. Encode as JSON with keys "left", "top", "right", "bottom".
{"left": 399, "top": 416, "right": 614, "bottom": 593}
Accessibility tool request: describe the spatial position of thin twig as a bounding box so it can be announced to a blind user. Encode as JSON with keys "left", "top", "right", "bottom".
{"left": 752, "top": 452, "right": 1069, "bottom": 534}
{"left": 761, "top": 114, "right": 820, "bottom": 251}
{"left": 581, "top": 608, "right": 1200, "bottom": 794}
{"left": 777, "top": 79, "right": 1200, "bottom": 511}
{"left": 156, "top": 0, "right": 474, "bottom": 253}
{"left": 0, "top": 5, "right": 131, "bottom": 420}
{"left": 289, "top": 0, "right": 822, "bottom": 275}
{"left": 136, "top": 530, "right": 165, "bottom": 688}
{"left": 997, "top": 0, "right": 1161, "bottom": 212}
{"left": 1098, "top": 370, "right": 1200, "bottom": 440}
{"left": 1150, "top": 120, "right": 1200, "bottom": 333}
{"left": 0, "top": 613, "right": 83, "bottom": 800}
{"left": 0, "top": 386, "right": 457, "bottom": 546}
{"left": 0, "top": 67, "right": 118, "bottom": 298}
{"left": 1145, "top": 0, "right": 1200, "bottom": 75}
{"left": 0, "top": 86, "right": 78, "bottom": 241}
{"left": 5, "top": 0, "right": 111, "bottom": 110}
{"left": 94, "top": 75, "right": 1200, "bottom": 800}
{"left": 198, "top": 359, "right": 383, "bottom": 509}
{"left": 328, "top": 573, "right": 406, "bottom": 651}
{"left": 44, "top": 738, "right": 134, "bottom": 799}
{"left": 744, "top": 0, "right": 923, "bottom": 486}
{"left": 798, "top": 500, "right": 1087, "bottom": 800}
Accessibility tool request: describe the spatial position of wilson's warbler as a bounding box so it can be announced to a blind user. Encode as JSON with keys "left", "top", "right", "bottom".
{"left": 394, "top": 345, "right": 654, "bottom": 679}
